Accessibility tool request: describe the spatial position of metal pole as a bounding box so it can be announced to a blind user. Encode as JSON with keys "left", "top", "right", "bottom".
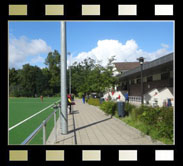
{"left": 69, "top": 66, "right": 71, "bottom": 94}
{"left": 68, "top": 52, "right": 71, "bottom": 95}
{"left": 140, "top": 64, "right": 144, "bottom": 104}
{"left": 61, "top": 21, "right": 68, "bottom": 134}
{"left": 43, "top": 120, "right": 46, "bottom": 145}
{"left": 54, "top": 109, "right": 57, "bottom": 143}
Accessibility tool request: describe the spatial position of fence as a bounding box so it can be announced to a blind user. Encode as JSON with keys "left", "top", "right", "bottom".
{"left": 129, "top": 96, "right": 142, "bottom": 105}
{"left": 21, "top": 103, "right": 60, "bottom": 145}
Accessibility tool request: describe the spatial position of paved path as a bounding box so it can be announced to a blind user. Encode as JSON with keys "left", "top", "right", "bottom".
{"left": 47, "top": 99, "right": 164, "bottom": 145}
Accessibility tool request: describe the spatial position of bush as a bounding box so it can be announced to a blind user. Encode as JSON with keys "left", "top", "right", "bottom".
{"left": 100, "top": 101, "right": 117, "bottom": 116}
{"left": 124, "top": 104, "right": 173, "bottom": 143}
{"left": 139, "top": 106, "right": 173, "bottom": 139}
{"left": 139, "top": 106, "right": 161, "bottom": 125}
{"left": 124, "top": 103, "right": 136, "bottom": 116}
{"left": 156, "top": 107, "right": 173, "bottom": 140}
{"left": 88, "top": 98, "right": 100, "bottom": 106}
{"left": 130, "top": 108, "right": 138, "bottom": 121}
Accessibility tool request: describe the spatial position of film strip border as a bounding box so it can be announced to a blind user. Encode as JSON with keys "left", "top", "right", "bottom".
{"left": 7, "top": 149, "right": 175, "bottom": 162}
{"left": 7, "top": 3, "right": 175, "bottom": 17}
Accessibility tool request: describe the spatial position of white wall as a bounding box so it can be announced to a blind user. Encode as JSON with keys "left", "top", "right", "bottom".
{"left": 103, "top": 88, "right": 174, "bottom": 107}
{"left": 149, "top": 88, "right": 174, "bottom": 107}
{"left": 143, "top": 88, "right": 174, "bottom": 107}
{"left": 103, "top": 91, "right": 125, "bottom": 102}
{"left": 144, "top": 88, "right": 159, "bottom": 104}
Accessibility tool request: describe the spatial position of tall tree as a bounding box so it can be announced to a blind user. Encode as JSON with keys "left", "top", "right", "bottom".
{"left": 45, "top": 50, "right": 60, "bottom": 94}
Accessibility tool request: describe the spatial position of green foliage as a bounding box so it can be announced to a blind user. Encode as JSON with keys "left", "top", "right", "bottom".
{"left": 138, "top": 106, "right": 173, "bottom": 140}
{"left": 88, "top": 98, "right": 100, "bottom": 106}
{"left": 124, "top": 103, "right": 136, "bottom": 116}
{"left": 100, "top": 101, "right": 117, "bottom": 116}
{"left": 9, "top": 51, "right": 119, "bottom": 98}
{"left": 71, "top": 56, "right": 118, "bottom": 95}
{"left": 9, "top": 50, "right": 60, "bottom": 97}
{"left": 122, "top": 104, "right": 173, "bottom": 144}
{"left": 45, "top": 50, "right": 60, "bottom": 94}
{"left": 78, "top": 92, "right": 84, "bottom": 98}
{"left": 139, "top": 106, "right": 161, "bottom": 125}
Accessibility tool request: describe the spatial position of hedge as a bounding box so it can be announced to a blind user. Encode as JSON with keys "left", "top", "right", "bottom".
{"left": 100, "top": 101, "right": 116, "bottom": 116}
{"left": 124, "top": 103, "right": 173, "bottom": 143}
{"left": 87, "top": 98, "right": 100, "bottom": 106}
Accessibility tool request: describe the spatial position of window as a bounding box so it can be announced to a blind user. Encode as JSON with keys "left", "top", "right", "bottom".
{"left": 161, "top": 72, "right": 170, "bottom": 80}
{"left": 147, "top": 76, "right": 153, "bottom": 82}
{"left": 137, "top": 78, "right": 141, "bottom": 84}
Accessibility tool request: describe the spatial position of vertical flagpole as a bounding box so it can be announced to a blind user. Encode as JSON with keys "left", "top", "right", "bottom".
{"left": 61, "top": 21, "right": 68, "bottom": 134}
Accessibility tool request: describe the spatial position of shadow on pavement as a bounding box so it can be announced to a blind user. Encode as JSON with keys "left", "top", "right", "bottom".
{"left": 69, "top": 117, "right": 112, "bottom": 133}
{"left": 71, "top": 110, "right": 79, "bottom": 114}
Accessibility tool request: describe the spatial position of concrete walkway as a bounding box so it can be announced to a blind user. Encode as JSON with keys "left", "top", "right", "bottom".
{"left": 46, "top": 99, "right": 164, "bottom": 145}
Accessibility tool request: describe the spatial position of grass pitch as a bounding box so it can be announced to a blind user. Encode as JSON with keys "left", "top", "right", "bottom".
{"left": 9, "top": 97, "right": 60, "bottom": 145}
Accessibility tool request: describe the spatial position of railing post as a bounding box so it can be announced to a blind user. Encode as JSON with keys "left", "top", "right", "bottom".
{"left": 59, "top": 106, "right": 62, "bottom": 129}
{"left": 54, "top": 109, "right": 57, "bottom": 143}
{"left": 43, "top": 120, "right": 46, "bottom": 145}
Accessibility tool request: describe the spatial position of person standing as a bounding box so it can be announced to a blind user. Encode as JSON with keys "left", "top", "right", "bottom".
{"left": 125, "top": 92, "right": 129, "bottom": 102}
{"left": 67, "top": 94, "right": 72, "bottom": 114}
{"left": 82, "top": 94, "right": 85, "bottom": 104}
{"left": 40, "top": 95, "right": 43, "bottom": 102}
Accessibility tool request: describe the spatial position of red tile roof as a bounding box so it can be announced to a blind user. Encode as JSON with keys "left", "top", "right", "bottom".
{"left": 113, "top": 62, "right": 140, "bottom": 71}
{"left": 114, "top": 62, "right": 149, "bottom": 71}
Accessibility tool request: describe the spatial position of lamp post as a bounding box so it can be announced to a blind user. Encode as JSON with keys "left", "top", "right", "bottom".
{"left": 61, "top": 21, "right": 68, "bottom": 134}
{"left": 67, "top": 52, "right": 71, "bottom": 95}
{"left": 137, "top": 57, "right": 144, "bottom": 105}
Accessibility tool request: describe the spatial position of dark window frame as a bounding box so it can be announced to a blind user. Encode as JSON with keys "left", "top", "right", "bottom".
{"left": 147, "top": 76, "right": 153, "bottom": 82}
{"left": 161, "top": 72, "right": 170, "bottom": 80}
{"left": 137, "top": 78, "right": 141, "bottom": 84}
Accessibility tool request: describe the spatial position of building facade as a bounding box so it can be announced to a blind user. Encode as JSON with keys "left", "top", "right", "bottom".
{"left": 117, "top": 53, "right": 174, "bottom": 96}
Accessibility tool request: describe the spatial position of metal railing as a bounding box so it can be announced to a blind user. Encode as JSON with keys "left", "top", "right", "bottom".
{"left": 129, "top": 96, "right": 142, "bottom": 103}
{"left": 21, "top": 103, "right": 60, "bottom": 145}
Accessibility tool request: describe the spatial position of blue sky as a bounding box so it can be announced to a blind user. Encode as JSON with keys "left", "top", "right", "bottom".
{"left": 9, "top": 21, "right": 174, "bottom": 69}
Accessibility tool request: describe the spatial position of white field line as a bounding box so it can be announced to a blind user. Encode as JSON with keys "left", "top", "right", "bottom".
{"left": 9, "top": 99, "right": 60, "bottom": 131}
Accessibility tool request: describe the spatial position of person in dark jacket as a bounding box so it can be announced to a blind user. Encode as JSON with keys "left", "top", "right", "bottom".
{"left": 82, "top": 94, "right": 85, "bottom": 104}
{"left": 125, "top": 92, "right": 129, "bottom": 102}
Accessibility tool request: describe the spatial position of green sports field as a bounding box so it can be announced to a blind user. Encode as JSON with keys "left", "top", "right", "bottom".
{"left": 9, "top": 97, "right": 60, "bottom": 145}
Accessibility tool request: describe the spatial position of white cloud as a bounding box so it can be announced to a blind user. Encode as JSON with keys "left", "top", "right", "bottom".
{"left": 161, "top": 43, "right": 169, "bottom": 48}
{"left": 72, "top": 39, "right": 170, "bottom": 66}
{"left": 9, "top": 36, "right": 52, "bottom": 68}
{"left": 30, "top": 56, "right": 45, "bottom": 64}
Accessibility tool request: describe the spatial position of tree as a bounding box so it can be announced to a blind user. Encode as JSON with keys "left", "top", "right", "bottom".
{"left": 69, "top": 57, "right": 117, "bottom": 96}
{"left": 9, "top": 68, "right": 21, "bottom": 97}
{"left": 9, "top": 51, "right": 119, "bottom": 97}
{"left": 101, "top": 56, "right": 118, "bottom": 90}
{"left": 45, "top": 50, "right": 60, "bottom": 70}
{"left": 17, "top": 64, "right": 45, "bottom": 97}
{"left": 41, "top": 68, "right": 53, "bottom": 96}
{"left": 45, "top": 50, "right": 60, "bottom": 94}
